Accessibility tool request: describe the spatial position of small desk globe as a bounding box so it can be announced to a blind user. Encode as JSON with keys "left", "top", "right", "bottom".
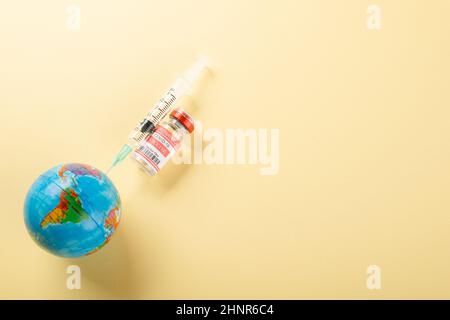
{"left": 24, "top": 163, "right": 121, "bottom": 258}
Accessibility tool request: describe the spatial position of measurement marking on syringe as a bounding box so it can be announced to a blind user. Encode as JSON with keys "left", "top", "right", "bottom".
{"left": 151, "top": 93, "right": 176, "bottom": 122}
{"left": 122, "top": 59, "right": 207, "bottom": 166}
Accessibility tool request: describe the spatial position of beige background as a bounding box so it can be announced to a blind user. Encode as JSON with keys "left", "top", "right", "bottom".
{"left": 1, "top": 0, "right": 450, "bottom": 299}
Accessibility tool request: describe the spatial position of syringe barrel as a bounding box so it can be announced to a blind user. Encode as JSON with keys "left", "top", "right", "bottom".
{"left": 128, "top": 77, "right": 192, "bottom": 145}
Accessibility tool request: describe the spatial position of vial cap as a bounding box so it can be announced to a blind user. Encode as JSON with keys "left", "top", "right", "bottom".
{"left": 170, "top": 108, "right": 195, "bottom": 133}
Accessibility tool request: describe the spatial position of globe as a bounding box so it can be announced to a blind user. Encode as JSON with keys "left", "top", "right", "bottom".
{"left": 24, "top": 163, "right": 121, "bottom": 258}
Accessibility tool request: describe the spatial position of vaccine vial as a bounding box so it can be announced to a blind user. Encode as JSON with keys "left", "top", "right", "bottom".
{"left": 132, "top": 108, "right": 195, "bottom": 176}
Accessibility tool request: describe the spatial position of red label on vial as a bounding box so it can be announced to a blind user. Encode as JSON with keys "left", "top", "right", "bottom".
{"left": 147, "top": 135, "right": 170, "bottom": 157}
{"left": 135, "top": 125, "right": 180, "bottom": 173}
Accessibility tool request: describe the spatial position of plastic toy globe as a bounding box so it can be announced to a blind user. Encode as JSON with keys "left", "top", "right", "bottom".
{"left": 24, "top": 163, "right": 121, "bottom": 258}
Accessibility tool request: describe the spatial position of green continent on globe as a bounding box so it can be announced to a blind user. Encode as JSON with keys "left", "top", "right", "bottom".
{"left": 40, "top": 188, "right": 89, "bottom": 229}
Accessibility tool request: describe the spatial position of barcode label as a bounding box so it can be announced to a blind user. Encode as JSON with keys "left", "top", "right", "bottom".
{"left": 137, "top": 145, "right": 161, "bottom": 165}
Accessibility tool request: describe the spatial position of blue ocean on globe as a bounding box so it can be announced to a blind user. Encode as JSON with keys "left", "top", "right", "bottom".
{"left": 24, "top": 163, "right": 121, "bottom": 258}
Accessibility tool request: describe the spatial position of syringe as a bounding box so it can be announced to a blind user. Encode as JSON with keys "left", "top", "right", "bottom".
{"left": 107, "top": 58, "right": 208, "bottom": 174}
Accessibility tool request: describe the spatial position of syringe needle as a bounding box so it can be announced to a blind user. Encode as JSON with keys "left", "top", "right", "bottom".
{"left": 107, "top": 144, "right": 133, "bottom": 174}
{"left": 105, "top": 166, "right": 113, "bottom": 175}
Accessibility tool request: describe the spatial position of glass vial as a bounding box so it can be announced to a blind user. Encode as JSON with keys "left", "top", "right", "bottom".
{"left": 132, "top": 108, "right": 195, "bottom": 176}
